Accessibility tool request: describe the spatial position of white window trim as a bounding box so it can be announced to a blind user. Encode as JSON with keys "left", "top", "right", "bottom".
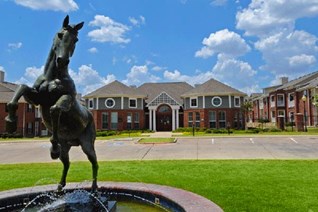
{"left": 288, "top": 93, "right": 295, "bottom": 108}
{"left": 105, "top": 98, "right": 115, "bottom": 108}
{"left": 211, "top": 96, "right": 222, "bottom": 107}
{"left": 270, "top": 95, "right": 275, "bottom": 108}
{"left": 88, "top": 98, "right": 94, "bottom": 109}
{"left": 277, "top": 94, "right": 285, "bottom": 107}
{"left": 234, "top": 96, "right": 240, "bottom": 107}
{"left": 190, "top": 97, "right": 198, "bottom": 108}
{"left": 277, "top": 110, "right": 285, "bottom": 117}
{"left": 129, "top": 98, "right": 137, "bottom": 108}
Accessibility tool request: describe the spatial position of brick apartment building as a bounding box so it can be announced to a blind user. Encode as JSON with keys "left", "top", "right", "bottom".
{"left": 251, "top": 71, "right": 318, "bottom": 128}
{"left": 0, "top": 70, "right": 46, "bottom": 137}
{"left": 84, "top": 78, "right": 247, "bottom": 131}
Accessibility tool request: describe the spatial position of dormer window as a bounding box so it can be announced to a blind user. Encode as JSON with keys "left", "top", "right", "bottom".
{"left": 105, "top": 98, "right": 115, "bottom": 108}
{"left": 88, "top": 99, "right": 94, "bottom": 109}
{"left": 190, "top": 97, "right": 198, "bottom": 108}
{"left": 129, "top": 98, "right": 137, "bottom": 108}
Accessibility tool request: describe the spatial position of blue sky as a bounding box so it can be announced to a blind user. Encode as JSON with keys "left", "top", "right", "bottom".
{"left": 1, "top": 0, "right": 318, "bottom": 95}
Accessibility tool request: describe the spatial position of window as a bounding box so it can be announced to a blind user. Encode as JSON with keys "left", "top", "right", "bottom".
{"left": 105, "top": 98, "right": 115, "bottom": 108}
{"left": 35, "top": 107, "right": 41, "bottom": 118}
{"left": 111, "top": 112, "right": 118, "bottom": 129}
{"left": 259, "top": 100, "right": 264, "bottom": 109}
{"left": 277, "top": 94, "right": 285, "bottom": 107}
{"left": 288, "top": 93, "right": 295, "bottom": 108}
{"left": 271, "top": 111, "right": 276, "bottom": 122}
{"left": 209, "top": 111, "right": 216, "bottom": 128}
{"left": 158, "top": 105, "right": 171, "bottom": 113}
{"left": 129, "top": 98, "right": 137, "bottom": 108}
{"left": 234, "top": 97, "right": 240, "bottom": 107}
{"left": 102, "top": 112, "right": 109, "bottom": 129}
{"left": 195, "top": 112, "right": 200, "bottom": 127}
{"left": 289, "top": 112, "right": 295, "bottom": 122}
{"left": 27, "top": 104, "right": 33, "bottom": 112}
{"left": 218, "top": 111, "right": 226, "bottom": 128}
{"left": 134, "top": 112, "right": 140, "bottom": 129}
{"left": 88, "top": 99, "right": 94, "bottom": 109}
{"left": 127, "top": 113, "right": 132, "bottom": 129}
{"left": 27, "top": 122, "right": 33, "bottom": 134}
{"left": 188, "top": 112, "right": 193, "bottom": 127}
{"left": 270, "top": 95, "right": 275, "bottom": 107}
{"left": 212, "top": 96, "right": 222, "bottom": 107}
{"left": 278, "top": 110, "right": 285, "bottom": 117}
{"left": 190, "top": 97, "right": 198, "bottom": 108}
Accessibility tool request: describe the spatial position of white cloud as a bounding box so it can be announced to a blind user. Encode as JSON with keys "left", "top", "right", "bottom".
{"left": 15, "top": 66, "right": 43, "bottom": 86}
{"left": 88, "top": 15, "right": 130, "bottom": 44}
{"left": 255, "top": 30, "right": 318, "bottom": 74}
{"left": 236, "top": 0, "right": 318, "bottom": 37}
{"left": 211, "top": 0, "right": 227, "bottom": 6}
{"left": 14, "top": 0, "right": 78, "bottom": 12}
{"left": 8, "top": 42, "right": 22, "bottom": 51}
{"left": 195, "top": 29, "right": 250, "bottom": 58}
{"left": 123, "top": 65, "right": 160, "bottom": 85}
{"left": 212, "top": 54, "right": 257, "bottom": 90}
{"left": 129, "top": 16, "right": 146, "bottom": 26}
{"left": 70, "top": 64, "right": 116, "bottom": 95}
{"left": 88, "top": 47, "right": 98, "bottom": 53}
{"left": 288, "top": 54, "right": 316, "bottom": 67}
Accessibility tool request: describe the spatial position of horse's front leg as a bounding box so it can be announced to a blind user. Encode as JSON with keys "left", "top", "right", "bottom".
{"left": 49, "top": 95, "right": 73, "bottom": 159}
{"left": 5, "top": 84, "right": 37, "bottom": 133}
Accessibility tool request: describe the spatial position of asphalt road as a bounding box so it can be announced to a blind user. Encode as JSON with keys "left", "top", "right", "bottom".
{"left": 0, "top": 136, "right": 317, "bottom": 164}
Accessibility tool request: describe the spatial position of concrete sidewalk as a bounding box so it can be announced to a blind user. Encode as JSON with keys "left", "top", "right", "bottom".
{"left": 0, "top": 135, "right": 317, "bottom": 164}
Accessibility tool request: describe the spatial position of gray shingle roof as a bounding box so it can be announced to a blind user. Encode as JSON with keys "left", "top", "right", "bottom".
{"left": 276, "top": 71, "right": 318, "bottom": 91}
{"left": 137, "top": 82, "right": 193, "bottom": 105}
{"left": 181, "top": 78, "right": 246, "bottom": 97}
{"left": 0, "top": 82, "right": 26, "bottom": 103}
{"left": 84, "top": 80, "right": 146, "bottom": 98}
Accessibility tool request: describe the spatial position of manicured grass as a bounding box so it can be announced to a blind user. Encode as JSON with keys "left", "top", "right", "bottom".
{"left": 138, "top": 138, "right": 175, "bottom": 144}
{"left": 1, "top": 160, "right": 318, "bottom": 211}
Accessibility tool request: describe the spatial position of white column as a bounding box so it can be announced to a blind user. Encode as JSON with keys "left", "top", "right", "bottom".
{"left": 96, "top": 98, "right": 99, "bottom": 110}
{"left": 176, "top": 109, "right": 179, "bottom": 129}
{"left": 172, "top": 109, "right": 176, "bottom": 131}
{"left": 228, "top": 95, "right": 232, "bottom": 108}
{"left": 149, "top": 109, "right": 153, "bottom": 131}
{"left": 121, "top": 97, "right": 124, "bottom": 109}
{"left": 153, "top": 109, "right": 156, "bottom": 131}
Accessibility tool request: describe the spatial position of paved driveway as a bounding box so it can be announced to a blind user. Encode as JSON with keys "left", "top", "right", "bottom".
{"left": 0, "top": 136, "right": 317, "bottom": 164}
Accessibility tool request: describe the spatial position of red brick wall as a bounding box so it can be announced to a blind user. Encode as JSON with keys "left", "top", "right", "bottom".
{"left": 91, "top": 109, "right": 145, "bottom": 131}
{"left": 184, "top": 108, "right": 244, "bottom": 129}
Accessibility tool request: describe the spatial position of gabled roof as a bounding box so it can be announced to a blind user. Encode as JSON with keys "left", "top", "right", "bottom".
{"left": 296, "top": 77, "right": 318, "bottom": 91}
{"left": 276, "top": 71, "right": 318, "bottom": 91}
{"left": 137, "top": 82, "right": 193, "bottom": 105}
{"left": 0, "top": 82, "right": 26, "bottom": 103}
{"left": 181, "top": 78, "right": 246, "bottom": 97}
{"left": 84, "top": 80, "right": 146, "bottom": 98}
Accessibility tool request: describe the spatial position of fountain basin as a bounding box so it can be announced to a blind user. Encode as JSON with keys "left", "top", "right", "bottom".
{"left": 0, "top": 182, "right": 223, "bottom": 211}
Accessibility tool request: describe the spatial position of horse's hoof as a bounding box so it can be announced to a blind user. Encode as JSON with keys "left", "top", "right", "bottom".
{"left": 50, "top": 146, "right": 61, "bottom": 160}
{"left": 57, "top": 184, "right": 64, "bottom": 192}
{"left": 91, "top": 182, "right": 98, "bottom": 192}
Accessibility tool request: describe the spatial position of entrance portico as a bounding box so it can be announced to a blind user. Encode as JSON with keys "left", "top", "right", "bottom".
{"left": 147, "top": 92, "right": 182, "bottom": 131}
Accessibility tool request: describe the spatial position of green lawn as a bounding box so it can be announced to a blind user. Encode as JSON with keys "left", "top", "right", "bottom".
{"left": 138, "top": 138, "right": 175, "bottom": 143}
{"left": 1, "top": 160, "right": 318, "bottom": 212}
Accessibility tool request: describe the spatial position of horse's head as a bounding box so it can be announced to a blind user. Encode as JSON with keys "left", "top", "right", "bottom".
{"left": 53, "top": 15, "right": 84, "bottom": 69}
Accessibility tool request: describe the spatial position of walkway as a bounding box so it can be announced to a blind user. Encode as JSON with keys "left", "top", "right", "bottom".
{"left": 0, "top": 136, "right": 318, "bottom": 164}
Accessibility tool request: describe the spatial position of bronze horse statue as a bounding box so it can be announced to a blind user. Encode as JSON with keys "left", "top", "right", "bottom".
{"left": 5, "top": 16, "right": 98, "bottom": 191}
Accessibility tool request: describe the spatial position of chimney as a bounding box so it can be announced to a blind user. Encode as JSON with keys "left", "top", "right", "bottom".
{"left": 0, "top": 70, "right": 4, "bottom": 83}
{"left": 280, "top": 77, "right": 288, "bottom": 85}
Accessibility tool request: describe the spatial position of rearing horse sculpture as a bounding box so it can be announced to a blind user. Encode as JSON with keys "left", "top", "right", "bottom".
{"left": 5, "top": 16, "right": 98, "bottom": 191}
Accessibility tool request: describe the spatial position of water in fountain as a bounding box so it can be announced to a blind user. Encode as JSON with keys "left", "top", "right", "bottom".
{"left": 21, "top": 189, "right": 110, "bottom": 212}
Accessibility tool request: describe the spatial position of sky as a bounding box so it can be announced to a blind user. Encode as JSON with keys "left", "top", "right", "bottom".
{"left": 1, "top": 0, "right": 318, "bottom": 95}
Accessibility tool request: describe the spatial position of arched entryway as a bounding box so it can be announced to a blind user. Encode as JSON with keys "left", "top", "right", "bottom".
{"left": 156, "top": 104, "right": 172, "bottom": 131}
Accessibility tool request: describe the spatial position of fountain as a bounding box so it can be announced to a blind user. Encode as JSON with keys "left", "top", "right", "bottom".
{"left": 2, "top": 16, "right": 223, "bottom": 211}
